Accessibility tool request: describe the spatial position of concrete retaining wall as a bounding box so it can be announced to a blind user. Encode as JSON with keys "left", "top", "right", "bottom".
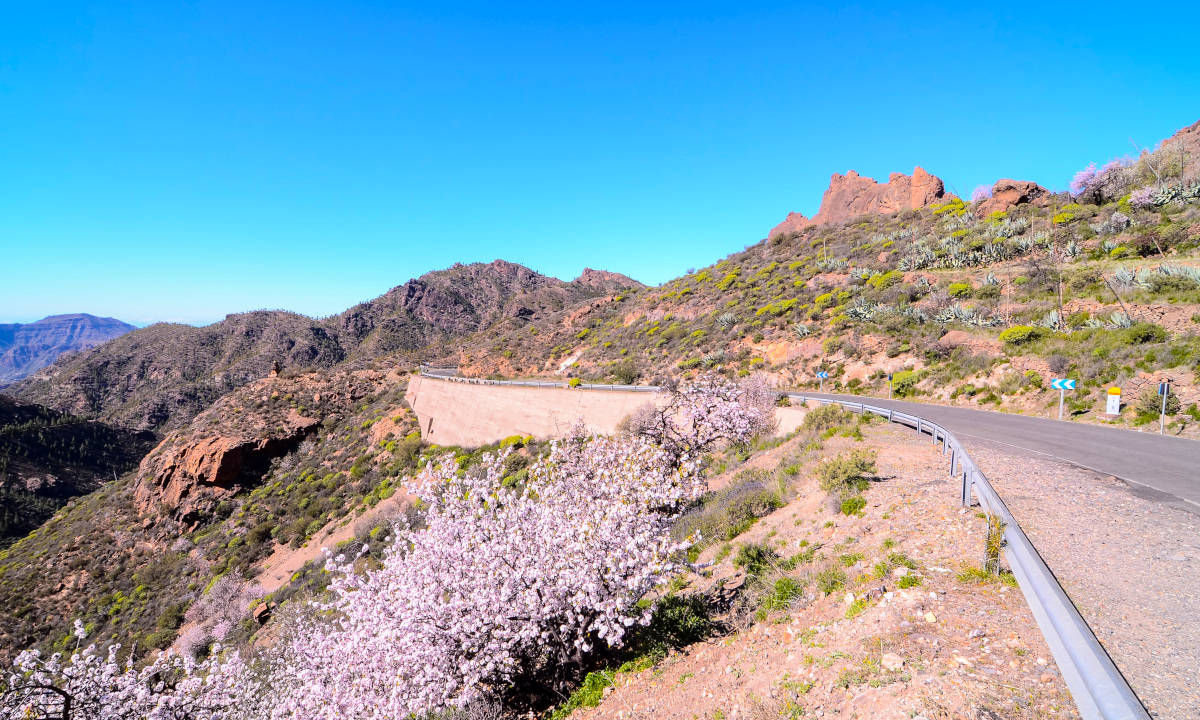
{"left": 406, "top": 375, "right": 810, "bottom": 448}
{"left": 405, "top": 375, "right": 666, "bottom": 447}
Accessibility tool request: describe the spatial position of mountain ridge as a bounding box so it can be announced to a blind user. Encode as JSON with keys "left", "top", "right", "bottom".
{"left": 0, "top": 313, "right": 135, "bottom": 387}
{"left": 7, "top": 261, "right": 641, "bottom": 431}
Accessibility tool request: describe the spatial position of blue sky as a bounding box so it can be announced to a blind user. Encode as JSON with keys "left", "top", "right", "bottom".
{"left": 2, "top": 1, "right": 1198, "bottom": 325}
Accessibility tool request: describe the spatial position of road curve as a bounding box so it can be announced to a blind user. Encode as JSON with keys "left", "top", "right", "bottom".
{"left": 795, "top": 392, "right": 1200, "bottom": 513}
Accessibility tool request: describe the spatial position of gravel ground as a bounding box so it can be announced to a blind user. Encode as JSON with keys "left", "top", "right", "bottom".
{"left": 969, "top": 442, "right": 1200, "bottom": 720}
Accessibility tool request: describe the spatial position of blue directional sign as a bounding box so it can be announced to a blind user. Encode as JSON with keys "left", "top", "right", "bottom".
{"left": 1050, "top": 378, "right": 1076, "bottom": 390}
{"left": 816, "top": 371, "right": 829, "bottom": 379}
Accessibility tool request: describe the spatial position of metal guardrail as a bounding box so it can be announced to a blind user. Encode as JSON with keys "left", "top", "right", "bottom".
{"left": 415, "top": 367, "right": 1148, "bottom": 719}
{"left": 786, "top": 394, "right": 1149, "bottom": 720}
{"left": 417, "top": 366, "right": 661, "bottom": 392}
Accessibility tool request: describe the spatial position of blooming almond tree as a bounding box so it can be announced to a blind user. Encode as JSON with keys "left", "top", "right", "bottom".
{"left": 268, "top": 433, "right": 703, "bottom": 718}
{"left": 625, "top": 373, "right": 776, "bottom": 460}
{"left": 1, "top": 621, "right": 252, "bottom": 720}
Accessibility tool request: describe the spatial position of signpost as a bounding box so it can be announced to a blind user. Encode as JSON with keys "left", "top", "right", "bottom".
{"left": 1159, "top": 380, "right": 1171, "bottom": 435}
{"left": 817, "top": 370, "right": 829, "bottom": 392}
{"left": 1105, "top": 387, "right": 1122, "bottom": 416}
{"left": 1050, "top": 378, "right": 1076, "bottom": 420}
{"left": 887, "top": 372, "right": 893, "bottom": 399}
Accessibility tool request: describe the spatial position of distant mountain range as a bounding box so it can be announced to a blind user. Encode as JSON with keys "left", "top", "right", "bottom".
{"left": 0, "top": 314, "right": 135, "bottom": 387}
{"left": 7, "top": 262, "right": 640, "bottom": 431}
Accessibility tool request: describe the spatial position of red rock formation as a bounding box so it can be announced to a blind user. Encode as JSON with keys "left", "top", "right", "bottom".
{"left": 768, "top": 212, "right": 811, "bottom": 238}
{"left": 133, "top": 370, "right": 381, "bottom": 524}
{"left": 135, "top": 410, "right": 320, "bottom": 524}
{"left": 975, "top": 179, "right": 1051, "bottom": 217}
{"left": 813, "top": 167, "right": 946, "bottom": 225}
{"left": 768, "top": 167, "right": 948, "bottom": 236}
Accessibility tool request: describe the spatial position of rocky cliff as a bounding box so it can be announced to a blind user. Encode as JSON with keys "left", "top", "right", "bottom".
{"left": 0, "top": 314, "right": 134, "bottom": 386}
{"left": 133, "top": 370, "right": 380, "bottom": 525}
{"left": 770, "top": 167, "right": 949, "bottom": 236}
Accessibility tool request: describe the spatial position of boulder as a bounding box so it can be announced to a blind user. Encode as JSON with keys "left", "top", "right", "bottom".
{"left": 975, "top": 179, "right": 1050, "bottom": 217}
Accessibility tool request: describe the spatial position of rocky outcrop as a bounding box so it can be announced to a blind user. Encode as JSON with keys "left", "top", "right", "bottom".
{"left": 135, "top": 410, "right": 319, "bottom": 525}
{"left": 768, "top": 212, "right": 811, "bottom": 239}
{"left": 0, "top": 314, "right": 134, "bottom": 386}
{"left": 571, "top": 268, "right": 641, "bottom": 292}
{"left": 814, "top": 168, "right": 947, "bottom": 225}
{"left": 769, "top": 167, "right": 948, "bottom": 236}
{"left": 1160, "top": 118, "right": 1200, "bottom": 178}
{"left": 133, "top": 370, "right": 381, "bottom": 524}
{"left": 974, "top": 179, "right": 1051, "bottom": 217}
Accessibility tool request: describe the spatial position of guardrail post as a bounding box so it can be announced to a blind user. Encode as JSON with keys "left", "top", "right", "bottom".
{"left": 949, "top": 448, "right": 956, "bottom": 475}
{"left": 961, "top": 469, "right": 971, "bottom": 507}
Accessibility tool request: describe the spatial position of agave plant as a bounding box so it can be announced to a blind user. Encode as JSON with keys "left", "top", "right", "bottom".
{"left": 1157, "top": 264, "right": 1200, "bottom": 282}
{"left": 703, "top": 350, "right": 727, "bottom": 368}
{"left": 1109, "top": 311, "right": 1134, "bottom": 329}
{"left": 845, "top": 298, "right": 881, "bottom": 321}
{"left": 897, "top": 305, "right": 928, "bottom": 324}
{"left": 715, "top": 312, "right": 737, "bottom": 330}
{"left": 1037, "top": 310, "right": 1060, "bottom": 329}
{"left": 982, "top": 272, "right": 999, "bottom": 286}
{"left": 792, "top": 323, "right": 811, "bottom": 339}
{"left": 1064, "top": 240, "right": 1081, "bottom": 258}
{"left": 993, "top": 218, "right": 1030, "bottom": 239}
{"left": 1083, "top": 317, "right": 1108, "bottom": 329}
{"left": 1112, "top": 266, "right": 1138, "bottom": 288}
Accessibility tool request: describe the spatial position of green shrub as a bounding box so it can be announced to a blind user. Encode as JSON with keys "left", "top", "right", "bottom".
{"left": 839, "top": 495, "right": 866, "bottom": 516}
{"left": 815, "top": 566, "right": 846, "bottom": 595}
{"left": 1135, "top": 385, "right": 1180, "bottom": 416}
{"left": 759, "top": 577, "right": 804, "bottom": 615}
{"left": 890, "top": 370, "right": 920, "bottom": 397}
{"left": 567, "top": 378, "right": 582, "bottom": 388}
{"left": 734, "top": 542, "right": 780, "bottom": 577}
{"left": 817, "top": 449, "right": 877, "bottom": 497}
{"left": 947, "top": 282, "right": 971, "bottom": 298}
{"left": 801, "top": 404, "right": 850, "bottom": 432}
{"left": 867, "top": 270, "right": 902, "bottom": 289}
{"left": 1122, "top": 323, "right": 1167, "bottom": 345}
{"left": 611, "top": 360, "right": 640, "bottom": 385}
{"left": 998, "top": 325, "right": 1046, "bottom": 346}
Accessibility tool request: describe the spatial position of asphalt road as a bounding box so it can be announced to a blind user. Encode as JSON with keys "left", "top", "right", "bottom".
{"left": 794, "top": 392, "right": 1200, "bottom": 514}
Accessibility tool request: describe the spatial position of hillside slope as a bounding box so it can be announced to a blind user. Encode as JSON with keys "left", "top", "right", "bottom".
{"left": 447, "top": 122, "right": 1200, "bottom": 436}
{"left": 9, "top": 262, "right": 640, "bottom": 432}
{"left": 0, "top": 314, "right": 134, "bottom": 386}
{"left": 0, "top": 397, "right": 155, "bottom": 546}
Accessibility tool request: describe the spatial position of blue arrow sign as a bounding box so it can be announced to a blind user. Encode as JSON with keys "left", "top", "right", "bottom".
{"left": 816, "top": 371, "right": 829, "bottom": 379}
{"left": 1050, "top": 378, "right": 1076, "bottom": 390}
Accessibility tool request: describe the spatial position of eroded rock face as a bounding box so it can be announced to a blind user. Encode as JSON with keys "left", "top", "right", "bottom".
{"left": 814, "top": 168, "right": 946, "bottom": 225}
{"left": 768, "top": 167, "right": 948, "bottom": 236}
{"left": 135, "top": 412, "right": 319, "bottom": 524}
{"left": 975, "top": 179, "right": 1050, "bottom": 217}
{"left": 134, "top": 370, "right": 381, "bottom": 524}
